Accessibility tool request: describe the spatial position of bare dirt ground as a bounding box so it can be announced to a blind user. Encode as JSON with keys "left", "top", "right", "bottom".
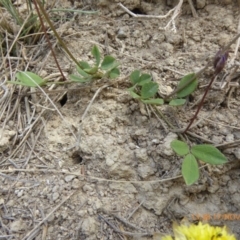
{"left": 1, "top": 0, "right": 240, "bottom": 239}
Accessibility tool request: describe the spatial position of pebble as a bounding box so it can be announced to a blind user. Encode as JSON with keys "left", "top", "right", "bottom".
{"left": 196, "top": 0, "right": 206, "bottom": 8}
{"left": 162, "top": 132, "right": 177, "bottom": 156}
{"left": 72, "top": 178, "right": 80, "bottom": 189}
{"left": 83, "top": 184, "right": 94, "bottom": 192}
{"left": 128, "top": 142, "right": 136, "bottom": 150}
{"left": 52, "top": 185, "right": 59, "bottom": 192}
{"left": 52, "top": 192, "right": 59, "bottom": 201}
{"left": 225, "top": 134, "right": 234, "bottom": 142}
{"left": 10, "top": 219, "right": 26, "bottom": 232}
{"left": 233, "top": 149, "right": 240, "bottom": 160}
{"left": 64, "top": 175, "right": 76, "bottom": 182}
{"left": 81, "top": 217, "right": 97, "bottom": 235}
{"left": 135, "top": 148, "right": 148, "bottom": 162}
{"left": 117, "top": 28, "right": 127, "bottom": 39}
{"left": 137, "top": 164, "right": 156, "bottom": 179}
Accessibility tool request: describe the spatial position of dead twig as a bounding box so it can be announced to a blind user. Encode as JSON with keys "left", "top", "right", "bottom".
{"left": 22, "top": 190, "right": 78, "bottom": 240}
{"left": 118, "top": 1, "right": 183, "bottom": 32}
{"left": 98, "top": 215, "right": 152, "bottom": 237}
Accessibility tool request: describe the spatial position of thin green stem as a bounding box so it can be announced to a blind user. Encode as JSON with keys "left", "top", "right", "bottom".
{"left": 33, "top": 0, "right": 66, "bottom": 81}
{"left": 35, "top": 0, "right": 81, "bottom": 68}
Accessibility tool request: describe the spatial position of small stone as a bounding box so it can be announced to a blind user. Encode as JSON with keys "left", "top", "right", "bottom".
{"left": 233, "top": 149, "right": 240, "bottom": 160}
{"left": 196, "top": 0, "right": 206, "bottom": 9}
{"left": 151, "top": 139, "right": 160, "bottom": 144}
{"left": 117, "top": 28, "right": 127, "bottom": 39}
{"left": 72, "top": 178, "right": 80, "bottom": 189}
{"left": 128, "top": 142, "right": 136, "bottom": 150}
{"left": 211, "top": 135, "right": 223, "bottom": 144}
{"left": 52, "top": 185, "right": 59, "bottom": 192}
{"left": 78, "top": 210, "right": 87, "bottom": 217}
{"left": 135, "top": 148, "right": 148, "bottom": 162}
{"left": 83, "top": 184, "right": 94, "bottom": 192}
{"left": 52, "top": 192, "right": 59, "bottom": 201}
{"left": 162, "top": 132, "right": 178, "bottom": 156}
{"left": 17, "top": 190, "right": 24, "bottom": 197}
{"left": 10, "top": 219, "right": 27, "bottom": 232}
{"left": 87, "top": 208, "right": 94, "bottom": 215}
{"left": 64, "top": 175, "right": 76, "bottom": 182}
{"left": 137, "top": 163, "right": 156, "bottom": 179}
{"left": 225, "top": 134, "right": 234, "bottom": 142}
{"left": 81, "top": 217, "right": 97, "bottom": 235}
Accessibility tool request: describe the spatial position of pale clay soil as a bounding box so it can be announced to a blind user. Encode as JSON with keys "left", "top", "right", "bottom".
{"left": 1, "top": 0, "right": 240, "bottom": 239}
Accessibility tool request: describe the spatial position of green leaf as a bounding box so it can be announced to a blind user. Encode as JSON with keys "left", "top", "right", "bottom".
{"left": 91, "top": 45, "right": 101, "bottom": 66}
{"left": 177, "top": 73, "right": 198, "bottom": 98}
{"left": 138, "top": 73, "right": 152, "bottom": 86}
{"left": 76, "top": 66, "right": 91, "bottom": 77}
{"left": 128, "top": 89, "right": 140, "bottom": 99}
{"left": 70, "top": 74, "right": 92, "bottom": 83}
{"left": 140, "top": 82, "right": 158, "bottom": 99}
{"left": 191, "top": 144, "right": 227, "bottom": 165}
{"left": 171, "top": 140, "right": 189, "bottom": 156}
{"left": 100, "top": 56, "right": 119, "bottom": 71}
{"left": 15, "top": 71, "right": 46, "bottom": 87}
{"left": 182, "top": 154, "right": 199, "bottom": 185}
{"left": 79, "top": 61, "right": 91, "bottom": 70}
{"left": 169, "top": 99, "right": 186, "bottom": 106}
{"left": 109, "top": 68, "right": 120, "bottom": 79}
{"left": 130, "top": 70, "right": 140, "bottom": 84}
{"left": 141, "top": 98, "right": 164, "bottom": 105}
{"left": 84, "top": 66, "right": 98, "bottom": 74}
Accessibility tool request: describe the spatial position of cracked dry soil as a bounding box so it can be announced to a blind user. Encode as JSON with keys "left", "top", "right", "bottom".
{"left": 1, "top": 0, "right": 240, "bottom": 239}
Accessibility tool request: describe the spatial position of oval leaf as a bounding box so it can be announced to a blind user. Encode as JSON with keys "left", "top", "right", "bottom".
{"left": 182, "top": 154, "right": 199, "bottom": 185}
{"left": 84, "top": 66, "right": 98, "bottom": 74}
{"left": 191, "top": 144, "right": 227, "bottom": 165}
{"left": 169, "top": 99, "right": 186, "bottom": 106}
{"left": 141, "top": 98, "right": 164, "bottom": 105}
{"left": 109, "top": 68, "right": 120, "bottom": 79}
{"left": 177, "top": 73, "right": 198, "bottom": 98}
{"left": 138, "top": 73, "right": 152, "bottom": 86}
{"left": 171, "top": 140, "right": 189, "bottom": 156}
{"left": 79, "top": 61, "right": 91, "bottom": 69}
{"left": 141, "top": 82, "right": 158, "bottom": 99}
{"left": 76, "top": 66, "right": 90, "bottom": 77}
{"left": 130, "top": 70, "right": 140, "bottom": 84}
{"left": 16, "top": 71, "right": 46, "bottom": 87}
{"left": 100, "top": 56, "right": 119, "bottom": 70}
{"left": 91, "top": 45, "right": 101, "bottom": 66}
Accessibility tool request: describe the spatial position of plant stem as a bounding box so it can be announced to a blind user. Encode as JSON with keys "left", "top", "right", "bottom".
{"left": 183, "top": 74, "right": 216, "bottom": 133}
{"left": 33, "top": 0, "right": 66, "bottom": 81}
{"left": 34, "top": 0, "right": 81, "bottom": 68}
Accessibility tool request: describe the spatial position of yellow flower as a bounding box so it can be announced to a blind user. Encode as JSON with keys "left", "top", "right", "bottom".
{"left": 162, "top": 222, "right": 236, "bottom": 240}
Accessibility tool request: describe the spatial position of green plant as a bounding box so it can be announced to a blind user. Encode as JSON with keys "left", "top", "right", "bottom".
{"left": 127, "top": 69, "right": 229, "bottom": 186}
{"left": 128, "top": 70, "right": 198, "bottom": 106}
{"left": 0, "top": 0, "right": 41, "bottom": 43}
{"left": 70, "top": 45, "right": 120, "bottom": 83}
{"left": 9, "top": 71, "right": 47, "bottom": 87}
{"left": 170, "top": 140, "right": 227, "bottom": 185}
{"left": 8, "top": 45, "right": 120, "bottom": 87}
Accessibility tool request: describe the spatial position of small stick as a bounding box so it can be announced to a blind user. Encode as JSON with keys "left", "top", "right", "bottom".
{"left": 22, "top": 190, "right": 78, "bottom": 240}
{"left": 98, "top": 215, "right": 152, "bottom": 237}
{"left": 126, "top": 199, "right": 145, "bottom": 221}
{"left": 118, "top": 1, "right": 183, "bottom": 32}
{"left": 184, "top": 50, "right": 229, "bottom": 133}
{"left": 187, "top": 0, "right": 198, "bottom": 18}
